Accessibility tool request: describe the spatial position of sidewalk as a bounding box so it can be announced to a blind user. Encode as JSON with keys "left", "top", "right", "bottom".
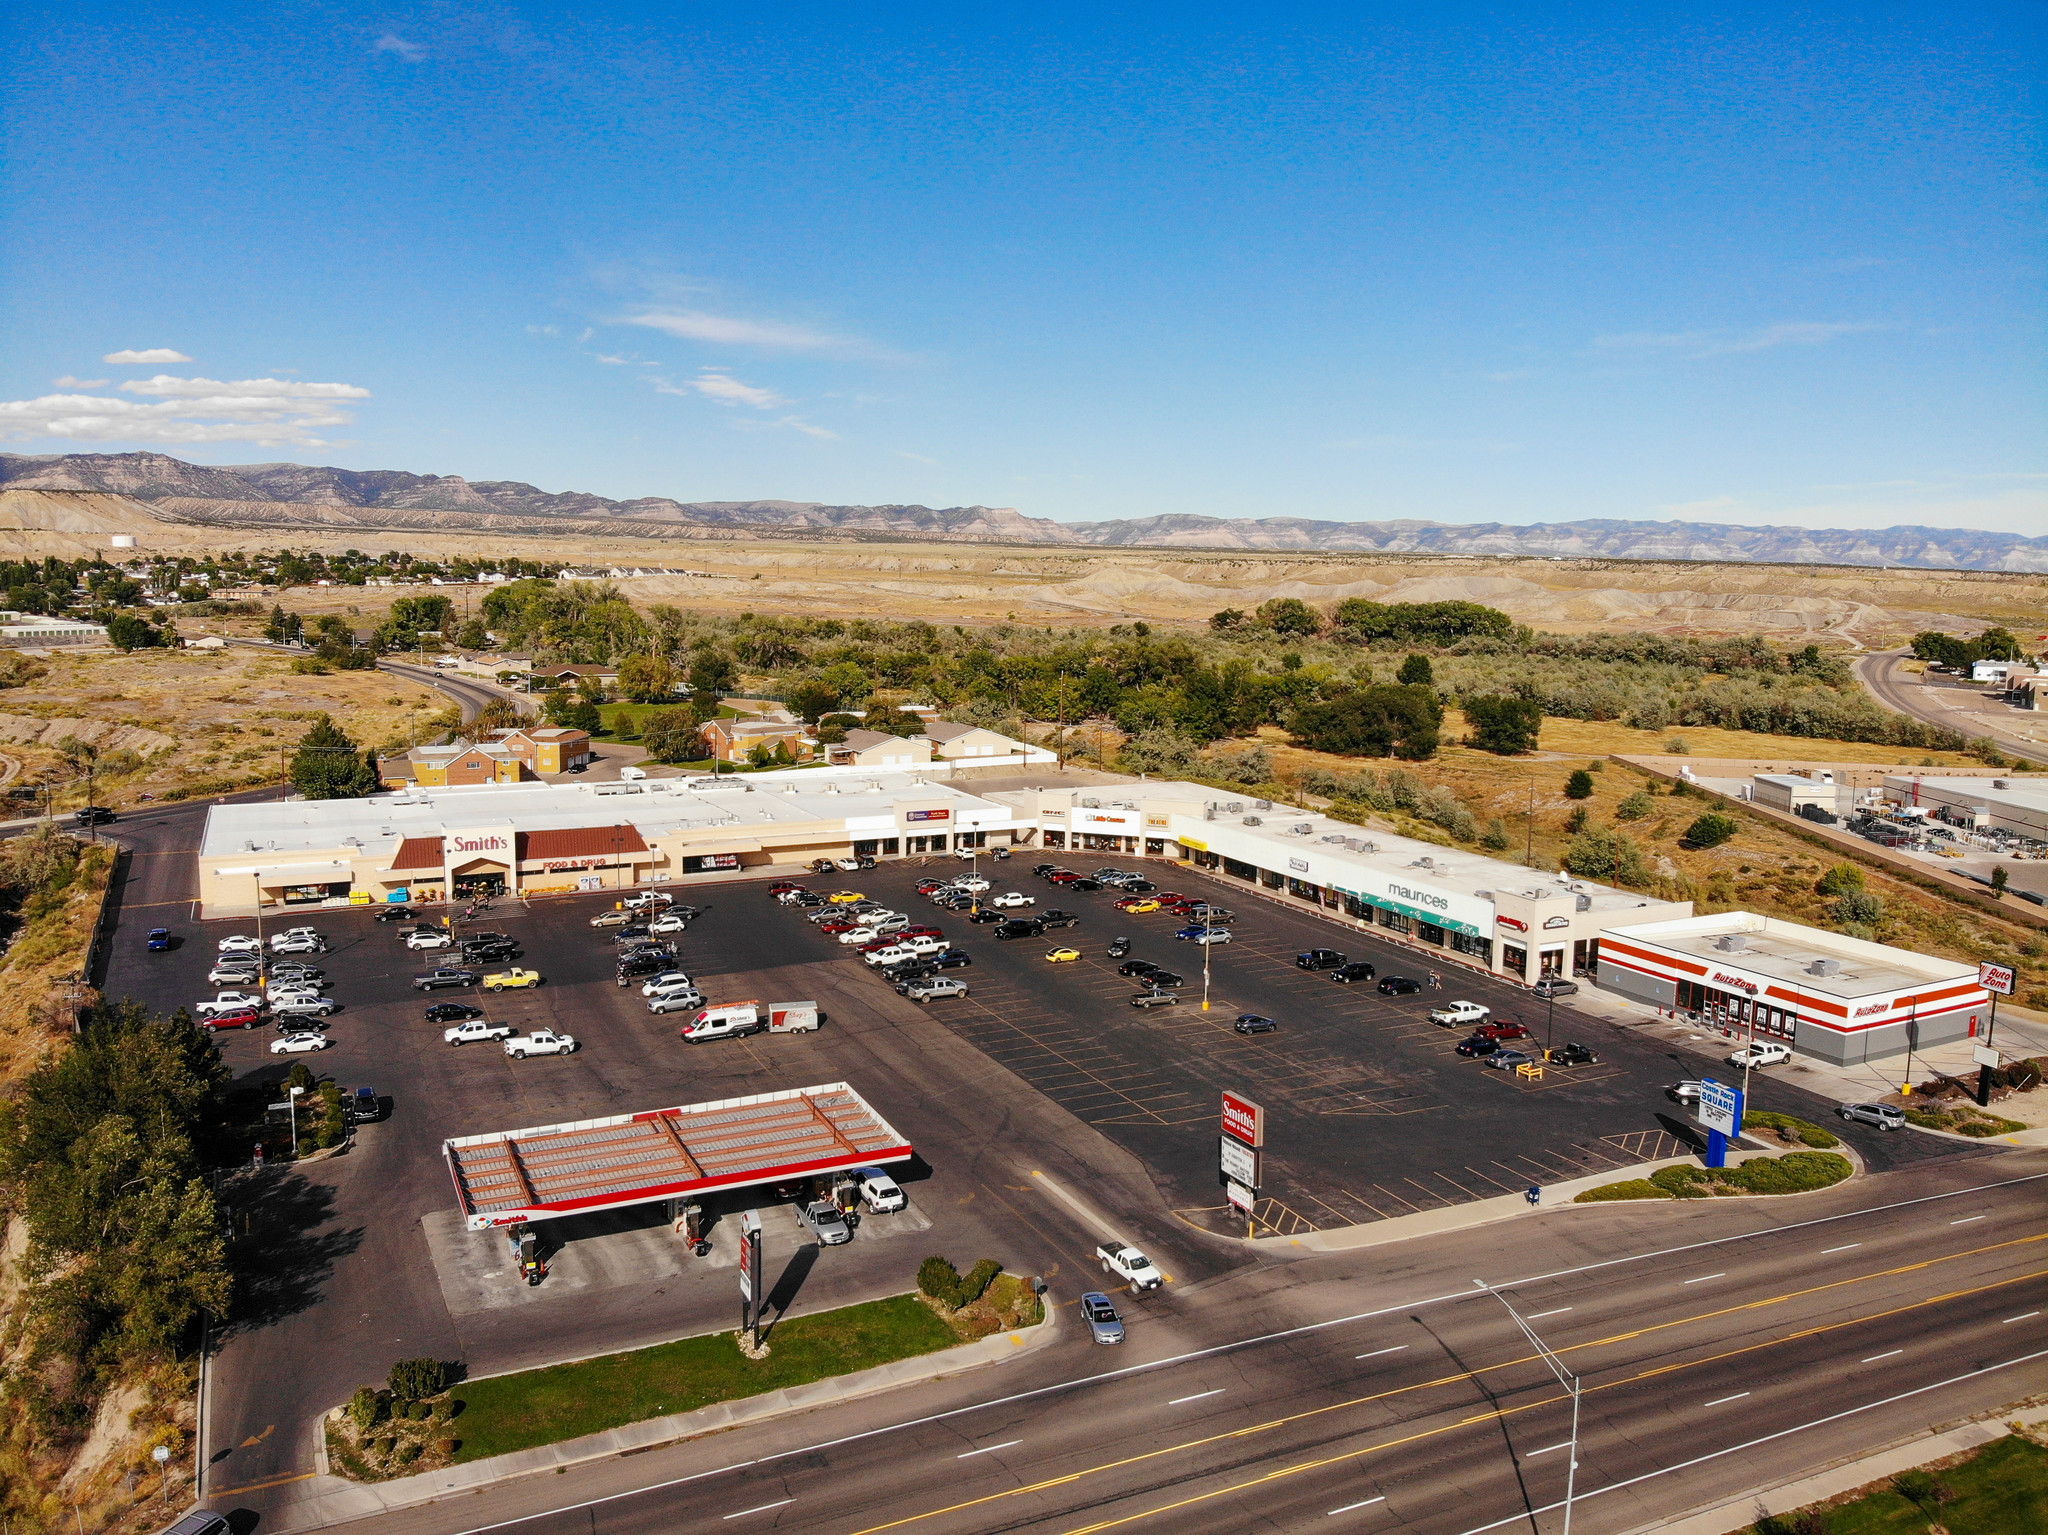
{"left": 264, "top": 1310, "right": 1059, "bottom": 1534}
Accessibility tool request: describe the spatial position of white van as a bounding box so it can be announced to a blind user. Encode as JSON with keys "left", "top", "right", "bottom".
{"left": 619, "top": 765, "right": 647, "bottom": 781}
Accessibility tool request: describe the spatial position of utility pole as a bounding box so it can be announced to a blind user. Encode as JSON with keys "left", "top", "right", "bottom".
{"left": 1057, "top": 676, "right": 1068, "bottom": 774}
{"left": 1525, "top": 778, "right": 1535, "bottom": 869}
{"left": 1476, "top": 1281, "right": 1580, "bottom": 1535}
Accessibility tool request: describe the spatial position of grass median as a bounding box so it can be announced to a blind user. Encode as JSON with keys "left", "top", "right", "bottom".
{"left": 448, "top": 1293, "right": 960, "bottom": 1463}
{"left": 1749, "top": 1430, "right": 2048, "bottom": 1534}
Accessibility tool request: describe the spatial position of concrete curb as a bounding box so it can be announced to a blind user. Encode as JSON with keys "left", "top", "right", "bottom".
{"left": 1620, "top": 1417, "right": 2015, "bottom": 1535}
{"left": 264, "top": 1311, "right": 1060, "bottom": 1534}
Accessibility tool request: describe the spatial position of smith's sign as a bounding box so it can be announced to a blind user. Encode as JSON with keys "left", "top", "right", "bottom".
{"left": 443, "top": 833, "right": 509, "bottom": 856}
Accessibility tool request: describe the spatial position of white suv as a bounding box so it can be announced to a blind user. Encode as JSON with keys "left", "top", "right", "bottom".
{"left": 1727, "top": 1042, "right": 1793, "bottom": 1070}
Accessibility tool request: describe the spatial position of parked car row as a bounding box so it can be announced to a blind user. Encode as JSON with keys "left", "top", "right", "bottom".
{"left": 773, "top": 878, "right": 976, "bottom": 999}
{"left": 205, "top": 927, "right": 342, "bottom": 1053}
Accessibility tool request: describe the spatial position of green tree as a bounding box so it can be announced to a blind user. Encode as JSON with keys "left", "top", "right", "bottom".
{"left": 1678, "top": 812, "right": 1740, "bottom": 850}
{"left": 1563, "top": 827, "right": 1655, "bottom": 886}
{"left": 1256, "top": 598, "right": 1321, "bottom": 637}
{"left": 784, "top": 679, "right": 841, "bottom": 723}
{"left": 455, "top": 617, "right": 489, "bottom": 649}
{"left": 1463, "top": 694, "right": 1542, "bottom": 754}
{"left": 689, "top": 648, "right": 739, "bottom": 696}
{"left": 1396, "top": 653, "right": 1434, "bottom": 687}
{"left": 1832, "top": 891, "right": 1885, "bottom": 932}
{"left": 815, "top": 660, "right": 870, "bottom": 705}
{"left": 747, "top": 741, "right": 775, "bottom": 767}
{"left": 1815, "top": 862, "right": 1864, "bottom": 897}
{"left": 1992, "top": 865, "right": 2009, "bottom": 896}
{"left": 290, "top": 714, "right": 380, "bottom": 799}
{"left": 564, "top": 700, "right": 603, "bottom": 734}
{"left": 1209, "top": 608, "right": 1248, "bottom": 631}
{"left": 106, "top": 613, "right": 167, "bottom": 651}
{"left": 1565, "top": 768, "right": 1595, "bottom": 799}
{"left": 1119, "top": 726, "right": 1203, "bottom": 777}
{"left": 615, "top": 654, "right": 676, "bottom": 702}
{"left": 641, "top": 707, "right": 706, "bottom": 763}
{"left": 1287, "top": 686, "right": 1441, "bottom": 760}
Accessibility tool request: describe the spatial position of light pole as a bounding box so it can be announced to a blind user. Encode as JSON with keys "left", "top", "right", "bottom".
{"left": 1201, "top": 908, "right": 1214, "bottom": 1012}
{"left": 1476, "top": 1280, "right": 1580, "bottom": 1535}
{"left": 967, "top": 816, "right": 983, "bottom": 916}
{"left": 287, "top": 1084, "right": 305, "bottom": 1152}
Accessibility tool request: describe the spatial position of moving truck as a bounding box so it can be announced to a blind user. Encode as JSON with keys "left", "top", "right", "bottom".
{"left": 679, "top": 1000, "right": 822, "bottom": 1042}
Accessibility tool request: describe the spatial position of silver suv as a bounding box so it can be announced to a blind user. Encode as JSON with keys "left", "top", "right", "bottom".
{"left": 1838, "top": 1101, "right": 1906, "bottom": 1131}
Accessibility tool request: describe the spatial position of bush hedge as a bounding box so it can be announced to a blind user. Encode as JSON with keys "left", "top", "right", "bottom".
{"left": 1742, "top": 1110, "right": 1839, "bottom": 1148}
{"left": 1576, "top": 1152, "right": 1853, "bottom": 1202}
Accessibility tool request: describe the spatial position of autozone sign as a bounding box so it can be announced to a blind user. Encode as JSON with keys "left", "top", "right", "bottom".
{"left": 1222, "top": 1091, "right": 1264, "bottom": 1148}
{"left": 1980, "top": 962, "right": 2017, "bottom": 996}
{"left": 1710, "top": 970, "right": 1759, "bottom": 994}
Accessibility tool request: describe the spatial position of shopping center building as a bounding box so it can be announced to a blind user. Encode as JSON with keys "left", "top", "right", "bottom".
{"left": 1593, "top": 911, "right": 1988, "bottom": 1065}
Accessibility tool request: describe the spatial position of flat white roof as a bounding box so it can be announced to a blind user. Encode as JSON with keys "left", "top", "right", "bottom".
{"left": 1884, "top": 774, "right": 2048, "bottom": 813}
{"left": 1600, "top": 911, "right": 1973, "bottom": 1002}
{"left": 202, "top": 772, "right": 1014, "bottom": 861}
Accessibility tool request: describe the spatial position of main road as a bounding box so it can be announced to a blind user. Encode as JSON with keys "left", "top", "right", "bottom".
{"left": 301, "top": 1152, "right": 2046, "bottom": 1535}
{"left": 1857, "top": 649, "right": 2048, "bottom": 765}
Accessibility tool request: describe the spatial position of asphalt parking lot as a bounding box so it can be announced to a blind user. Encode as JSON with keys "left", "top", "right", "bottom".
{"left": 104, "top": 880, "right": 1215, "bottom": 1498}
{"left": 793, "top": 859, "right": 1981, "bottom": 1236}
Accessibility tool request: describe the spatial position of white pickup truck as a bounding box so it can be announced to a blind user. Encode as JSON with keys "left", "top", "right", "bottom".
{"left": 1096, "top": 1241, "right": 1163, "bottom": 1292}
{"left": 504, "top": 1029, "right": 578, "bottom": 1058}
{"left": 445, "top": 1018, "right": 513, "bottom": 1046}
{"left": 1428, "top": 1001, "right": 1490, "bottom": 1028}
{"left": 677, "top": 1001, "right": 821, "bottom": 1041}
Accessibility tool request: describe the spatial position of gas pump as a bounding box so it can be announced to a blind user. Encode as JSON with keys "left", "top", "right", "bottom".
{"left": 672, "top": 1200, "right": 711, "bottom": 1257}
{"left": 831, "top": 1175, "right": 861, "bottom": 1231}
{"left": 509, "top": 1223, "right": 545, "bottom": 1286}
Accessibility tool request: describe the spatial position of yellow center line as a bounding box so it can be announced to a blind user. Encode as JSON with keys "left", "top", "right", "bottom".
{"left": 203, "top": 1470, "right": 317, "bottom": 1496}
{"left": 836, "top": 1235, "right": 2045, "bottom": 1535}
{"left": 1056, "top": 1265, "right": 2048, "bottom": 1535}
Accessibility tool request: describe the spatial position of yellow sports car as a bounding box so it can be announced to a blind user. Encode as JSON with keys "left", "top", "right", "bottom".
{"left": 1044, "top": 947, "right": 1082, "bottom": 963}
{"left": 828, "top": 890, "right": 866, "bottom": 904}
{"left": 1115, "top": 897, "right": 1161, "bottom": 913}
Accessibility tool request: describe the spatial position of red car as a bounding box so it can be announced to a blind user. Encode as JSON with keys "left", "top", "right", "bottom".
{"left": 856, "top": 938, "right": 899, "bottom": 954}
{"left": 769, "top": 881, "right": 804, "bottom": 895}
{"left": 900, "top": 924, "right": 944, "bottom": 939}
{"left": 203, "top": 1007, "right": 262, "bottom": 1031}
{"left": 817, "top": 919, "right": 858, "bottom": 934}
{"left": 1047, "top": 871, "right": 1081, "bottom": 885}
{"left": 914, "top": 879, "right": 948, "bottom": 895}
{"left": 1472, "top": 1020, "right": 1532, "bottom": 1042}
{"left": 1155, "top": 893, "right": 1191, "bottom": 906}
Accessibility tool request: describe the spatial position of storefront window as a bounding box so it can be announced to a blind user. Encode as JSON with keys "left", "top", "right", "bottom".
{"left": 1450, "top": 931, "right": 1492, "bottom": 962}
{"left": 1285, "top": 878, "right": 1321, "bottom": 902}
{"left": 282, "top": 881, "right": 351, "bottom": 905}
{"left": 1573, "top": 938, "right": 1598, "bottom": 974}
{"left": 1502, "top": 942, "right": 1528, "bottom": 977}
{"left": 1377, "top": 907, "right": 1411, "bottom": 935}
{"left": 1044, "top": 830, "right": 1065, "bottom": 848}
{"left": 1343, "top": 894, "right": 1371, "bottom": 920}
{"left": 1222, "top": 857, "right": 1257, "bottom": 881}
{"left": 1539, "top": 947, "right": 1565, "bottom": 978}
{"left": 1260, "top": 868, "right": 1283, "bottom": 889}
{"left": 1144, "top": 839, "right": 1165, "bottom": 855}
{"left": 1417, "top": 922, "right": 1445, "bottom": 947}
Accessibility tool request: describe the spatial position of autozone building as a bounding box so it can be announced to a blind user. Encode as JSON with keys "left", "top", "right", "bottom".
{"left": 1594, "top": 911, "right": 1988, "bottom": 1065}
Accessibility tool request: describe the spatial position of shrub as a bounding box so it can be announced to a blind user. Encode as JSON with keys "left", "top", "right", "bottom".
{"left": 1481, "top": 816, "right": 1511, "bottom": 851}
{"left": 1614, "top": 789, "right": 1653, "bottom": 821}
{"left": 1679, "top": 812, "right": 1739, "bottom": 850}
{"left": 388, "top": 1357, "right": 449, "bottom": 1401}
{"left": 1831, "top": 891, "right": 1885, "bottom": 930}
{"left": 1719, "top": 1152, "right": 1851, "bottom": 1194}
{"left": 1743, "top": 1111, "right": 1839, "bottom": 1149}
{"left": 1815, "top": 863, "right": 1864, "bottom": 897}
{"left": 1649, "top": 1165, "right": 1711, "bottom": 1198}
{"left": 396, "top": 1442, "right": 421, "bottom": 1465}
{"left": 958, "top": 1258, "right": 1003, "bottom": 1306}
{"left": 1463, "top": 694, "right": 1543, "bottom": 754}
{"left": 1665, "top": 736, "right": 1690, "bottom": 754}
{"left": 1397, "top": 653, "right": 1433, "bottom": 686}
{"left": 349, "top": 1387, "right": 383, "bottom": 1430}
{"left": 1564, "top": 769, "right": 1595, "bottom": 800}
{"left": 435, "top": 1438, "right": 459, "bottom": 1457}
{"left": 1563, "top": 826, "right": 1655, "bottom": 886}
{"left": 918, "top": 1255, "right": 963, "bottom": 1307}
{"left": 1572, "top": 1179, "right": 1670, "bottom": 1202}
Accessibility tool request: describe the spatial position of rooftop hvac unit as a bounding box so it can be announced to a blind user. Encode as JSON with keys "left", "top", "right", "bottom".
{"left": 1204, "top": 806, "right": 1217, "bottom": 820}
{"left": 1575, "top": 894, "right": 1592, "bottom": 912}
{"left": 1291, "top": 823, "right": 1313, "bottom": 835}
{"left": 1226, "top": 801, "right": 1244, "bottom": 814}
{"left": 1253, "top": 799, "right": 1273, "bottom": 811}
{"left": 1081, "top": 797, "right": 1101, "bottom": 808}
{"left": 1713, "top": 933, "right": 1748, "bottom": 953}
{"left": 1321, "top": 834, "right": 1349, "bottom": 844}
{"left": 1806, "top": 958, "right": 1841, "bottom": 976}
{"left": 1243, "top": 816, "right": 1262, "bottom": 826}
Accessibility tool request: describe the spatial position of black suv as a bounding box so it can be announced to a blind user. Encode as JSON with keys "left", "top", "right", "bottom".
{"left": 373, "top": 905, "right": 417, "bottom": 923}
{"left": 1118, "top": 959, "right": 1160, "bottom": 978}
{"left": 1040, "top": 910, "right": 1081, "bottom": 929}
{"left": 930, "top": 949, "right": 973, "bottom": 969}
{"left": 73, "top": 805, "right": 116, "bottom": 826}
{"left": 1378, "top": 975, "right": 1422, "bottom": 995}
{"left": 1331, "top": 961, "right": 1378, "bottom": 984}
{"left": 1297, "top": 949, "right": 1346, "bottom": 971}
{"left": 617, "top": 952, "right": 670, "bottom": 981}
{"left": 995, "top": 919, "right": 1045, "bottom": 940}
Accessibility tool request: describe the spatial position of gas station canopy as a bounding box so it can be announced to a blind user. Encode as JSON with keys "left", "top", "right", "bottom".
{"left": 443, "top": 1082, "right": 913, "bottom": 1230}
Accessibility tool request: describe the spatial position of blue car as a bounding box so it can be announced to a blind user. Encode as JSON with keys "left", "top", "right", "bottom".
{"left": 146, "top": 928, "right": 172, "bottom": 952}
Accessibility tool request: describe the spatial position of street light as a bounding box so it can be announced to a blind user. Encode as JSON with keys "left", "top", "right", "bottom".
{"left": 1201, "top": 908, "right": 1215, "bottom": 1012}
{"left": 1475, "top": 1280, "right": 1581, "bottom": 1535}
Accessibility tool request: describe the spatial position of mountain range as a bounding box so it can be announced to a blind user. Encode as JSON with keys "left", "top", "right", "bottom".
{"left": 4, "top": 450, "right": 2045, "bottom": 571}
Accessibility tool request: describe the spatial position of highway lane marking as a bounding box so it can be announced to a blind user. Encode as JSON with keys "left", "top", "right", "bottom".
{"left": 1048, "top": 1278, "right": 2048, "bottom": 1535}
{"left": 723, "top": 1499, "right": 793, "bottom": 1519}
{"left": 203, "top": 1471, "right": 316, "bottom": 1496}
{"left": 1703, "top": 1393, "right": 1751, "bottom": 1406}
{"left": 1169, "top": 1391, "right": 1225, "bottom": 1405}
{"left": 1443, "top": 1346, "right": 2048, "bottom": 1535}
{"left": 1327, "top": 1496, "right": 1386, "bottom": 1515}
{"left": 1683, "top": 1273, "right": 1725, "bottom": 1284}
{"left": 1821, "top": 1244, "right": 1860, "bottom": 1254}
{"left": 2003, "top": 1312, "right": 2041, "bottom": 1323}
{"left": 428, "top": 1173, "right": 2048, "bottom": 1535}
{"left": 1524, "top": 1308, "right": 1572, "bottom": 1320}
{"left": 958, "top": 1441, "right": 1022, "bottom": 1458}
{"left": 1862, "top": 1350, "right": 1903, "bottom": 1362}
{"left": 868, "top": 1265, "right": 2048, "bottom": 1535}
{"left": 1951, "top": 1215, "right": 1986, "bottom": 1225}
{"left": 1355, "top": 1346, "right": 1408, "bottom": 1360}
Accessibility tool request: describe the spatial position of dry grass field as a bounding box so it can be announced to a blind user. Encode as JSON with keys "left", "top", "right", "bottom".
{"left": 0, "top": 647, "right": 443, "bottom": 810}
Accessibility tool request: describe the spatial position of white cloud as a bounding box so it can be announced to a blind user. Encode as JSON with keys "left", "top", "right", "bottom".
{"left": 102, "top": 348, "right": 191, "bottom": 364}
{"left": 592, "top": 353, "right": 635, "bottom": 366}
{"left": 653, "top": 370, "right": 786, "bottom": 409}
{"left": 373, "top": 33, "right": 425, "bottom": 62}
{"left": 780, "top": 416, "right": 838, "bottom": 441}
{"left": 525, "top": 324, "right": 560, "bottom": 337}
{"left": 53, "top": 376, "right": 110, "bottom": 389}
{"left": 896, "top": 451, "right": 938, "bottom": 465}
{"left": 1594, "top": 322, "right": 1884, "bottom": 358}
{"left": 627, "top": 310, "right": 854, "bottom": 354}
{"left": 0, "top": 375, "right": 371, "bottom": 447}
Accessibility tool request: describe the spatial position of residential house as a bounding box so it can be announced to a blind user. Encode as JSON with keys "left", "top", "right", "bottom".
{"left": 395, "top": 742, "right": 529, "bottom": 788}
{"left": 827, "top": 729, "right": 933, "bottom": 768}
{"left": 922, "top": 720, "right": 1028, "bottom": 759}
{"left": 490, "top": 726, "right": 595, "bottom": 774}
{"left": 536, "top": 664, "right": 619, "bottom": 689}
{"left": 700, "top": 716, "right": 816, "bottom": 764}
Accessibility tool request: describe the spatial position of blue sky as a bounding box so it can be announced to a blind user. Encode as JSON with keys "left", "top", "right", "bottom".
{"left": 3, "top": 3, "right": 2041, "bottom": 533}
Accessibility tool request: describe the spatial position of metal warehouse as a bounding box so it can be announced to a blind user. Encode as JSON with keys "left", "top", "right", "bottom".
{"left": 444, "top": 1082, "right": 913, "bottom": 1230}
{"left": 1594, "top": 911, "right": 1988, "bottom": 1065}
